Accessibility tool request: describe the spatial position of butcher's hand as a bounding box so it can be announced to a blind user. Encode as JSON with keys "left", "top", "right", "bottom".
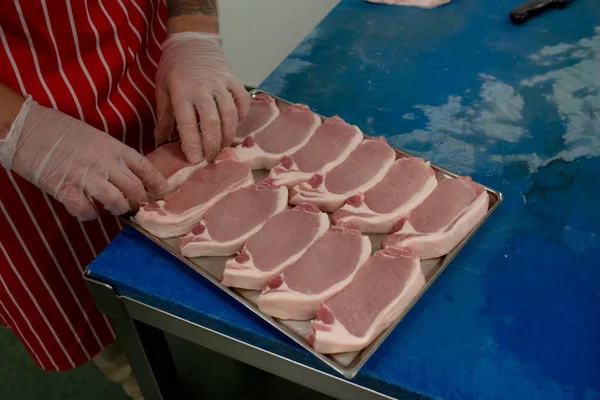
{"left": 0, "top": 96, "right": 167, "bottom": 220}
{"left": 154, "top": 32, "right": 249, "bottom": 163}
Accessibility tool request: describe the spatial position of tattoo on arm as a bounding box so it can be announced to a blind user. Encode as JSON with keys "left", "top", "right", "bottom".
{"left": 167, "top": 0, "right": 217, "bottom": 17}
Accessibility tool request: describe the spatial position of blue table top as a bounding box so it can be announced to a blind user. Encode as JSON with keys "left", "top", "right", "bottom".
{"left": 89, "top": 1, "right": 600, "bottom": 399}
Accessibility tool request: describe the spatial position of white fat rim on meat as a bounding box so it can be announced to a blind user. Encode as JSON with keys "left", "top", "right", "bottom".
{"left": 222, "top": 212, "right": 330, "bottom": 290}
{"left": 290, "top": 150, "right": 396, "bottom": 212}
{"left": 163, "top": 161, "right": 208, "bottom": 194}
{"left": 268, "top": 157, "right": 302, "bottom": 187}
{"left": 231, "top": 100, "right": 280, "bottom": 146}
{"left": 180, "top": 187, "right": 289, "bottom": 257}
{"left": 257, "top": 235, "right": 371, "bottom": 320}
{"left": 335, "top": 170, "right": 438, "bottom": 233}
{"left": 310, "top": 259, "right": 426, "bottom": 354}
{"left": 391, "top": 189, "right": 489, "bottom": 259}
{"left": 268, "top": 126, "right": 363, "bottom": 187}
{"left": 133, "top": 172, "right": 255, "bottom": 238}
{"left": 234, "top": 114, "right": 322, "bottom": 170}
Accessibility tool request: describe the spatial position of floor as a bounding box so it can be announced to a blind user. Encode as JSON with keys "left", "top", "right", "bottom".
{"left": 0, "top": 326, "right": 332, "bottom": 400}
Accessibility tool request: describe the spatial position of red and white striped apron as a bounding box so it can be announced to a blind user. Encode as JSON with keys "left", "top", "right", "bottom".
{"left": 0, "top": 0, "right": 166, "bottom": 371}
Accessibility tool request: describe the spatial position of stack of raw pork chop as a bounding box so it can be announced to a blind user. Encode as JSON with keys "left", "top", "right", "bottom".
{"left": 135, "top": 94, "right": 489, "bottom": 355}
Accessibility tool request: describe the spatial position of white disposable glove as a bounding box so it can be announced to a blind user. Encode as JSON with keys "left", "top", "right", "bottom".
{"left": 0, "top": 97, "right": 167, "bottom": 220}
{"left": 155, "top": 32, "right": 250, "bottom": 163}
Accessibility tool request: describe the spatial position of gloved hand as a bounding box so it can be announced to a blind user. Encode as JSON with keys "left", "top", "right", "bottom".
{"left": 0, "top": 97, "right": 167, "bottom": 220}
{"left": 155, "top": 32, "right": 250, "bottom": 163}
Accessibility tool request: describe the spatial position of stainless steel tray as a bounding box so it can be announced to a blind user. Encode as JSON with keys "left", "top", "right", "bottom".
{"left": 125, "top": 90, "right": 503, "bottom": 379}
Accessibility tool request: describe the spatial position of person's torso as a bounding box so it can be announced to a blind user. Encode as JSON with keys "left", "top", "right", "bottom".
{"left": 0, "top": 0, "right": 167, "bottom": 152}
{"left": 0, "top": 0, "right": 167, "bottom": 371}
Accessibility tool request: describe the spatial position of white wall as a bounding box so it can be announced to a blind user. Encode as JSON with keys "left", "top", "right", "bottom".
{"left": 219, "top": 0, "right": 340, "bottom": 87}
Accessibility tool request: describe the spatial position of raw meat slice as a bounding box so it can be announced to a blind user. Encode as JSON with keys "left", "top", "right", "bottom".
{"left": 257, "top": 226, "right": 371, "bottom": 320}
{"left": 179, "top": 181, "right": 288, "bottom": 257}
{"left": 133, "top": 149, "right": 254, "bottom": 238}
{"left": 146, "top": 142, "right": 207, "bottom": 194}
{"left": 307, "top": 247, "right": 425, "bottom": 354}
{"left": 332, "top": 157, "right": 438, "bottom": 233}
{"left": 232, "top": 94, "right": 280, "bottom": 145}
{"left": 382, "top": 177, "right": 489, "bottom": 259}
{"left": 289, "top": 137, "right": 396, "bottom": 212}
{"left": 235, "top": 104, "right": 321, "bottom": 170}
{"left": 365, "top": 0, "right": 451, "bottom": 9}
{"left": 222, "top": 203, "right": 330, "bottom": 290}
{"left": 268, "top": 116, "right": 363, "bottom": 188}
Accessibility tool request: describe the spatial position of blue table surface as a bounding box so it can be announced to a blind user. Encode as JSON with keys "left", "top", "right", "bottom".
{"left": 89, "top": 1, "right": 600, "bottom": 399}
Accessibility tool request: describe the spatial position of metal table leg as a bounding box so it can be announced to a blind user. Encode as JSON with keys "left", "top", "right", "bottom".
{"left": 86, "top": 276, "right": 179, "bottom": 400}
{"left": 122, "top": 297, "right": 398, "bottom": 400}
{"left": 110, "top": 318, "right": 179, "bottom": 400}
{"left": 85, "top": 274, "right": 406, "bottom": 400}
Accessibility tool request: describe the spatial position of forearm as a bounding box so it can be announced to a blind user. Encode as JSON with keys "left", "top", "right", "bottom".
{"left": 0, "top": 83, "right": 25, "bottom": 140}
{"left": 167, "top": 0, "right": 219, "bottom": 35}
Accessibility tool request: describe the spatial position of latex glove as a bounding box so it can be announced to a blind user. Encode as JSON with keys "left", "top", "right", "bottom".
{"left": 0, "top": 97, "right": 167, "bottom": 220}
{"left": 154, "top": 32, "right": 250, "bottom": 163}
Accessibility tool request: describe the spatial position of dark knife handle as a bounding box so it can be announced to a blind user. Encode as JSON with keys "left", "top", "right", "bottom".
{"left": 510, "top": 0, "right": 570, "bottom": 25}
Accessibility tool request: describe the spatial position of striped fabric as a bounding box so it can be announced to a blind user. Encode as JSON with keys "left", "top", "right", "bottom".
{"left": 0, "top": 0, "right": 167, "bottom": 371}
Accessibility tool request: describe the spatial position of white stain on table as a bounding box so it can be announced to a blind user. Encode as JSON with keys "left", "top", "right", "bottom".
{"left": 475, "top": 74, "right": 527, "bottom": 143}
{"left": 516, "top": 27, "right": 600, "bottom": 171}
{"left": 391, "top": 26, "right": 600, "bottom": 174}
{"left": 391, "top": 74, "right": 526, "bottom": 174}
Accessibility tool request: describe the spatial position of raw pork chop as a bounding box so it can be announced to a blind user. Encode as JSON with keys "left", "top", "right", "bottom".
{"left": 257, "top": 226, "right": 371, "bottom": 320}
{"left": 382, "top": 177, "right": 489, "bottom": 259}
{"left": 222, "top": 203, "right": 330, "bottom": 290}
{"left": 365, "top": 0, "right": 450, "bottom": 9}
{"left": 289, "top": 137, "right": 396, "bottom": 212}
{"left": 268, "top": 116, "right": 363, "bottom": 188}
{"left": 332, "top": 157, "right": 438, "bottom": 233}
{"left": 232, "top": 94, "right": 280, "bottom": 145}
{"left": 307, "top": 247, "right": 425, "bottom": 354}
{"left": 146, "top": 142, "right": 207, "bottom": 194}
{"left": 134, "top": 149, "right": 254, "bottom": 238}
{"left": 180, "top": 181, "right": 288, "bottom": 257}
{"left": 235, "top": 104, "right": 321, "bottom": 170}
